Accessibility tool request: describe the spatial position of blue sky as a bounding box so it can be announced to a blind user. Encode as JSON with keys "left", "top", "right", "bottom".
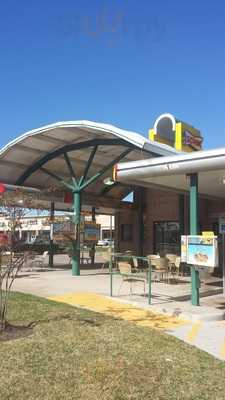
{"left": 1, "top": 0, "right": 225, "bottom": 149}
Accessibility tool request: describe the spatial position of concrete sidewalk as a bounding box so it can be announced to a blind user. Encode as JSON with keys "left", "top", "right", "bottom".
{"left": 14, "top": 267, "right": 225, "bottom": 321}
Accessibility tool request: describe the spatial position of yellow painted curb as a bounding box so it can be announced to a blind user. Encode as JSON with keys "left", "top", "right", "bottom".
{"left": 186, "top": 322, "right": 202, "bottom": 342}
{"left": 48, "top": 292, "right": 188, "bottom": 330}
{"left": 220, "top": 339, "right": 225, "bottom": 359}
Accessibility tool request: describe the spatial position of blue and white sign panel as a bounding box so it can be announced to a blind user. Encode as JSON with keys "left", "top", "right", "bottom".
{"left": 186, "top": 236, "right": 218, "bottom": 268}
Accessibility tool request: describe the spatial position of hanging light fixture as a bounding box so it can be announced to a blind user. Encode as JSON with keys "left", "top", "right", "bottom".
{"left": 103, "top": 177, "right": 115, "bottom": 186}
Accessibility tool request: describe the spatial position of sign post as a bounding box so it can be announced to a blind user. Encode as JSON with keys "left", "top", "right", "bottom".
{"left": 181, "top": 234, "right": 218, "bottom": 302}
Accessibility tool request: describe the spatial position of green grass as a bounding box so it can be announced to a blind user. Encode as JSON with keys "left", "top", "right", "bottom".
{"left": 0, "top": 292, "right": 225, "bottom": 400}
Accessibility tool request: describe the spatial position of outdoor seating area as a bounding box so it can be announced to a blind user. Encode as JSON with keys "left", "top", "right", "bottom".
{"left": 147, "top": 254, "right": 182, "bottom": 283}
{"left": 107, "top": 251, "right": 222, "bottom": 307}
{"left": 0, "top": 250, "right": 49, "bottom": 271}
{"left": 106, "top": 251, "right": 193, "bottom": 303}
{"left": 117, "top": 261, "right": 147, "bottom": 295}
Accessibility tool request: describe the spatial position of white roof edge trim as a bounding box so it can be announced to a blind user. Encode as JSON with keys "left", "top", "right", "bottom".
{"left": 117, "top": 147, "right": 225, "bottom": 171}
{"left": 143, "top": 141, "right": 179, "bottom": 156}
{"left": 116, "top": 146, "right": 225, "bottom": 181}
{"left": 153, "top": 113, "right": 177, "bottom": 133}
{"left": 0, "top": 120, "right": 178, "bottom": 158}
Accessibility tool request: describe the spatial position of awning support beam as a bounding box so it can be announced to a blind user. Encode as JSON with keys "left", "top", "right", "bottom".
{"left": 80, "top": 148, "right": 132, "bottom": 191}
{"left": 63, "top": 153, "right": 78, "bottom": 188}
{"left": 40, "top": 167, "right": 74, "bottom": 191}
{"left": 79, "top": 145, "right": 98, "bottom": 186}
{"left": 16, "top": 138, "right": 129, "bottom": 186}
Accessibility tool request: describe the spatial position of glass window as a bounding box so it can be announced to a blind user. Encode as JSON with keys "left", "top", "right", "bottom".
{"left": 154, "top": 221, "right": 180, "bottom": 255}
{"left": 121, "top": 224, "right": 133, "bottom": 241}
{"left": 102, "top": 230, "right": 114, "bottom": 239}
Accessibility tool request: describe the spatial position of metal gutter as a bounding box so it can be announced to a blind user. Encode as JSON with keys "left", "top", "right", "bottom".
{"left": 116, "top": 147, "right": 225, "bottom": 181}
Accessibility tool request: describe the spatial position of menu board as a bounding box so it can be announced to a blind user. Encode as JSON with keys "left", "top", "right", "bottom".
{"left": 81, "top": 222, "right": 100, "bottom": 242}
{"left": 186, "top": 236, "right": 218, "bottom": 268}
{"left": 53, "top": 219, "right": 74, "bottom": 243}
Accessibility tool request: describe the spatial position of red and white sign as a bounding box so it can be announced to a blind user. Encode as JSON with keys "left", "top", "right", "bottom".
{"left": 0, "top": 183, "right": 6, "bottom": 194}
{"left": 183, "top": 131, "right": 202, "bottom": 150}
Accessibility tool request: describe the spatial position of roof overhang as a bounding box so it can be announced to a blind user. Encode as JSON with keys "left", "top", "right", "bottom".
{"left": 115, "top": 147, "right": 225, "bottom": 200}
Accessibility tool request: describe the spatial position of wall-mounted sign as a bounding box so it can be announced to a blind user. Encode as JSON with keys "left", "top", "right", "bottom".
{"left": 149, "top": 113, "right": 203, "bottom": 152}
{"left": 182, "top": 235, "right": 218, "bottom": 268}
{"left": 183, "top": 130, "right": 202, "bottom": 151}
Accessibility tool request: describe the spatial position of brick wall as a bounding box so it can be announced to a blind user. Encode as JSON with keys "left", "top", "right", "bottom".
{"left": 143, "top": 188, "right": 179, "bottom": 254}
{"left": 115, "top": 187, "right": 225, "bottom": 255}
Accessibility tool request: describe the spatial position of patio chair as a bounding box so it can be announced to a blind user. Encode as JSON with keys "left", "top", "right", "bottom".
{"left": 118, "top": 261, "right": 146, "bottom": 295}
{"left": 165, "top": 253, "right": 177, "bottom": 267}
{"left": 0, "top": 253, "right": 12, "bottom": 267}
{"left": 132, "top": 256, "right": 139, "bottom": 271}
{"left": 146, "top": 254, "right": 160, "bottom": 267}
{"left": 100, "top": 248, "right": 112, "bottom": 271}
{"left": 173, "top": 256, "right": 181, "bottom": 278}
{"left": 24, "top": 251, "right": 49, "bottom": 269}
{"left": 149, "top": 257, "right": 169, "bottom": 282}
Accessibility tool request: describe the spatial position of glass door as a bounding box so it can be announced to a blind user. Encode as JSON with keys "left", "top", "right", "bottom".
{"left": 154, "top": 221, "right": 180, "bottom": 256}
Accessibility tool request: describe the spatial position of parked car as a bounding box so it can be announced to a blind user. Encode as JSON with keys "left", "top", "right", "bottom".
{"left": 97, "top": 239, "right": 114, "bottom": 246}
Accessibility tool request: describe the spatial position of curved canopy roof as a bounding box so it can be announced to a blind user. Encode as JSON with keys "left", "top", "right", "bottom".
{"left": 0, "top": 120, "right": 178, "bottom": 210}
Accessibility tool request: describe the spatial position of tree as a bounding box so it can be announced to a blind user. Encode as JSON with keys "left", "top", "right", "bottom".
{"left": 0, "top": 190, "right": 34, "bottom": 332}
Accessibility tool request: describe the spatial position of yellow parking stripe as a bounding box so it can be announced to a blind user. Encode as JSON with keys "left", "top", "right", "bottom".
{"left": 48, "top": 292, "right": 188, "bottom": 330}
{"left": 186, "top": 321, "right": 202, "bottom": 342}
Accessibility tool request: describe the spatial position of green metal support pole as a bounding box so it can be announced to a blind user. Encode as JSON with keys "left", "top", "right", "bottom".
{"left": 90, "top": 207, "right": 96, "bottom": 265}
{"left": 49, "top": 201, "right": 54, "bottom": 268}
{"left": 189, "top": 174, "right": 200, "bottom": 306}
{"left": 72, "top": 191, "right": 81, "bottom": 276}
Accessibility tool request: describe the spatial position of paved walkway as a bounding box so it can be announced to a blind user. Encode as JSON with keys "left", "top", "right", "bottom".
{"left": 12, "top": 268, "right": 225, "bottom": 361}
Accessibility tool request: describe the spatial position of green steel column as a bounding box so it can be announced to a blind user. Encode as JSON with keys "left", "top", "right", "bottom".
{"left": 49, "top": 201, "right": 54, "bottom": 268}
{"left": 90, "top": 207, "right": 96, "bottom": 265}
{"left": 189, "top": 174, "right": 200, "bottom": 306}
{"left": 72, "top": 191, "right": 81, "bottom": 276}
